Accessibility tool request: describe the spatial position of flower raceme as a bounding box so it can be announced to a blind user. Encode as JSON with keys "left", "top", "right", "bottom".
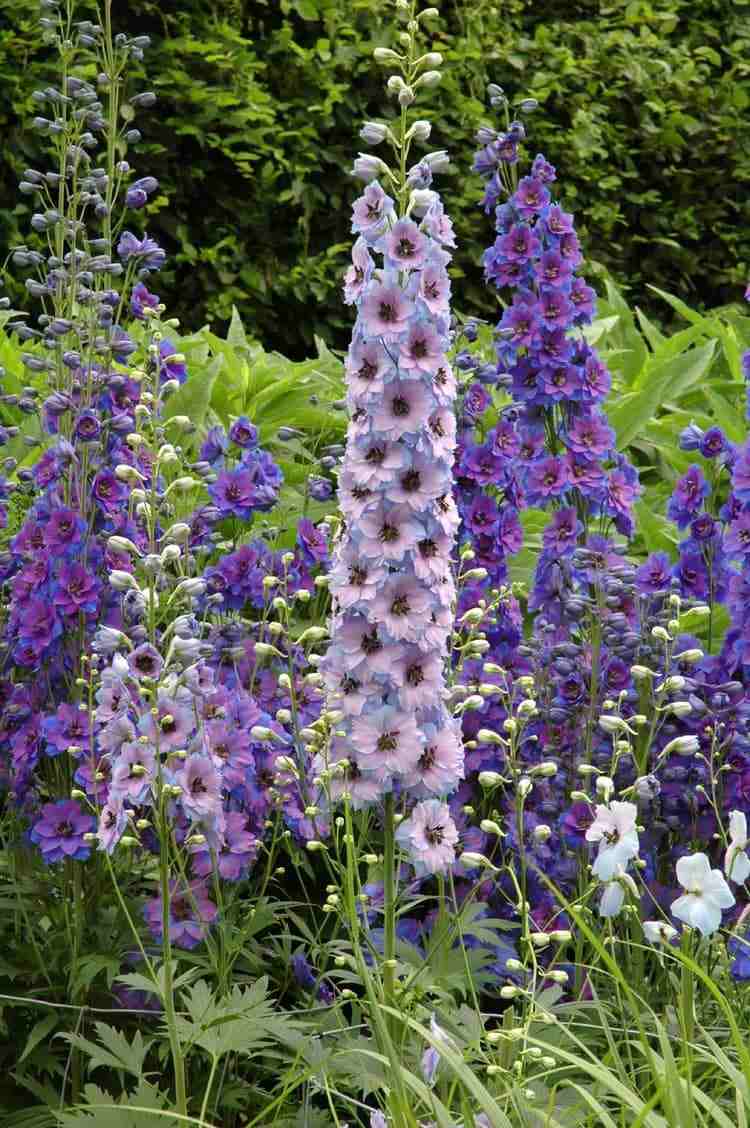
{"left": 323, "top": 174, "right": 464, "bottom": 807}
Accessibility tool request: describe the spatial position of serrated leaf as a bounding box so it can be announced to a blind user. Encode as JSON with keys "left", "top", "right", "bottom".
{"left": 63, "top": 1023, "right": 152, "bottom": 1078}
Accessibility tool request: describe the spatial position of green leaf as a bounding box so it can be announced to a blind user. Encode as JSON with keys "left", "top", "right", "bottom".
{"left": 163, "top": 352, "right": 223, "bottom": 425}
{"left": 69, "top": 954, "right": 122, "bottom": 999}
{"left": 610, "top": 341, "right": 717, "bottom": 450}
{"left": 19, "top": 1014, "right": 60, "bottom": 1064}
{"left": 62, "top": 1023, "right": 153, "bottom": 1078}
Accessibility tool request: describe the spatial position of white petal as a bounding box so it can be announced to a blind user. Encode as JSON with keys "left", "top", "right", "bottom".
{"left": 729, "top": 810, "right": 747, "bottom": 848}
{"left": 600, "top": 882, "right": 625, "bottom": 918}
{"left": 705, "top": 870, "right": 736, "bottom": 909}
{"left": 675, "top": 851, "right": 711, "bottom": 892}
{"left": 611, "top": 800, "right": 637, "bottom": 834}
{"left": 726, "top": 848, "right": 750, "bottom": 884}
{"left": 671, "top": 892, "right": 721, "bottom": 937}
{"left": 643, "top": 920, "right": 677, "bottom": 944}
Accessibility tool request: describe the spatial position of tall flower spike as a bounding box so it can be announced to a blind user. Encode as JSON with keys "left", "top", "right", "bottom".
{"left": 323, "top": 0, "right": 464, "bottom": 806}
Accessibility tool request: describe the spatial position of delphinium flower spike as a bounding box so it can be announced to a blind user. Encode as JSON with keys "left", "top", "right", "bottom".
{"left": 323, "top": 0, "right": 464, "bottom": 831}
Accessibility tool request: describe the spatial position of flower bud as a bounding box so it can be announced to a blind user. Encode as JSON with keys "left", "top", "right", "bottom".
{"left": 352, "top": 153, "right": 390, "bottom": 182}
{"left": 109, "top": 570, "right": 139, "bottom": 591}
{"left": 407, "top": 119, "right": 432, "bottom": 141}
{"left": 546, "top": 969, "right": 569, "bottom": 984}
{"left": 630, "top": 664, "right": 654, "bottom": 680}
{"left": 663, "top": 734, "right": 701, "bottom": 756}
{"left": 360, "top": 121, "right": 389, "bottom": 145}
{"left": 476, "top": 728, "right": 504, "bottom": 746}
{"left": 595, "top": 775, "right": 615, "bottom": 799}
{"left": 373, "top": 47, "right": 402, "bottom": 64}
{"left": 673, "top": 648, "right": 703, "bottom": 663}
{"left": 478, "top": 771, "right": 503, "bottom": 789}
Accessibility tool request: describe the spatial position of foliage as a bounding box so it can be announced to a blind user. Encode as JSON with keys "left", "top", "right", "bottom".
{"left": 0, "top": 0, "right": 748, "bottom": 355}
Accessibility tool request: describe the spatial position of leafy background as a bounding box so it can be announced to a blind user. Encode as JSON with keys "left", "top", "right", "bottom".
{"left": 0, "top": 0, "right": 748, "bottom": 356}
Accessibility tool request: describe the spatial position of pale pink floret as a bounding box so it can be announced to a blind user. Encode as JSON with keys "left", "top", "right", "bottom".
{"left": 361, "top": 280, "right": 414, "bottom": 339}
{"left": 396, "top": 798, "right": 459, "bottom": 875}
{"left": 402, "top": 721, "right": 465, "bottom": 798}
{"left": 352, "top": 705, "right": 423, "bottom": 777}
{"left": 372, "top": 381, "right": 431, "bottom": 439}
{"left": 399, "top": 321, "right": 444, "bottom": 377}
{"left": 359, "top": 503, "right": 424, "bottom": 562}
{"left": 373, "top": 577, "right": 432, "bottom": 643}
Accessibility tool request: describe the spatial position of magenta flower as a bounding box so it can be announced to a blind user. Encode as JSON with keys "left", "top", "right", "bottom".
{"left": 344, "top": 237, "right": 374, "bottom": 305}
{"left": 111, "top": 741, "right": 156, "bottom": 804}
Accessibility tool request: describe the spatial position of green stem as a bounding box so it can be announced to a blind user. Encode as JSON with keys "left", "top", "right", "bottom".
{"left": 382, "top": 792, "right": 397, "bottom": 1036}
{"left": 680, "top": 929, "right": 695, "bottom": 1064}
{"left": 200, "top": 1055, "right": 219, "bottom": 1125}
{"left": 158, "top": 805, "right": 188, "bottom": 1117}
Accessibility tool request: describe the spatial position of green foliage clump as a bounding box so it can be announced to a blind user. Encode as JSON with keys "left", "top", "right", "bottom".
{"left": 1, "top": 0, "right": 747, "bottom": 355}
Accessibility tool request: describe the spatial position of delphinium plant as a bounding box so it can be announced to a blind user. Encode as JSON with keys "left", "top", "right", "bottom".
{"left": 0, "top": 2, "right": 327, "bottom": 1120}
{"left": 313, "top": 0, "right": 484, "bottom": 1122}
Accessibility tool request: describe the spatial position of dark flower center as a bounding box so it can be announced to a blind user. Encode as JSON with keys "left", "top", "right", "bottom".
{"left": 425, "top": 823, "right": 444, "bottom": 846}
{"left": 397, "top": 238, "right": 415, "bottom": 258}
{"left": 420, "top": 745, "right": 436, "bottom": 771}
{"left": 361, "top": 631, "right": 382, "bottom": 656}
{"left": 401, "top": 470, "right": 421, "bottom": 492}
{"left": 377, "top": 731, "right": 398, "bottom": 752}
{"left": 379, "top": 302, "right": 396, "bottom": 323}
{"left": 406, "top": 662, "right": 423, "bottom": 686}
{"left": 392, "top": 396, "right": 410, "bottom": 417}
{"left": 391, "top": 594, "right": 410, "bottom": 616}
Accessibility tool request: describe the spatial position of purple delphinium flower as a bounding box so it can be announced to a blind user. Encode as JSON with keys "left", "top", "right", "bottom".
{"left": 30, "top": 800, "right": 95, "bottom": 863}
{"left": 143, "top": 879, "right": 218, "bottom": 949}
{"left": 117, "top": 230, "right": 166, "bottom": 272}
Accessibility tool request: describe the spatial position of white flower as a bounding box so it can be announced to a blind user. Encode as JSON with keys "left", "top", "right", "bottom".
{"left": 599, "top": 880, "right": 625, "bottom": 918}
{"left": 585, "top": 800, "right": 639, "bottom": 881}
{"left": 671, "top": 852, "right": 735, "bottom": 937}
{"left": 599, "top": 865, "right": 638, "bottom": 918}
{"left": 724, "top": 810, "right": 750, "bottom": 884}
{"left": 643, "top": 920, "right": 678, "bottom": 944}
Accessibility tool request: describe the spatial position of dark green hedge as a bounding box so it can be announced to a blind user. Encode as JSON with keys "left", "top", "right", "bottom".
{"left": 1, "top": 0, "right": 748, "bottom": 356}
